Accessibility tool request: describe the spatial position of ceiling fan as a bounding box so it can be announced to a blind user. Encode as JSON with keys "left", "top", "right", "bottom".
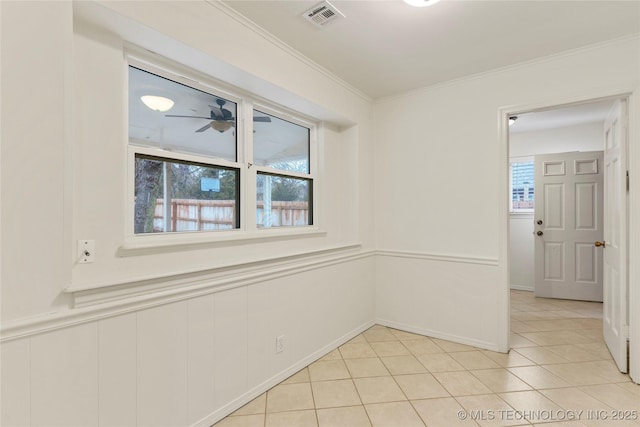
{"left": 165, "top": 98, "right": 271, "bottom": 133}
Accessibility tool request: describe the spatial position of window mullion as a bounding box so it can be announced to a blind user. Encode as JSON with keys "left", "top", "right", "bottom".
{"left": 243, "top": 100, "right": 257, "bottom": 231}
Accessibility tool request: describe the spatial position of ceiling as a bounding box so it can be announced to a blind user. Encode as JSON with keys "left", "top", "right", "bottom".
{"left": 509, "top": 99, "right": 616, "bottom": 134}
{"left": 223, "top": 0, "right": 640, "bottom": 100}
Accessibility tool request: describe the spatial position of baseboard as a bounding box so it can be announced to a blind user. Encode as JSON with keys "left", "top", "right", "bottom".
{"left": 376, "top": 318, "right": 502, "bottom": 353}
{"left": 510, "top": 284, "right": 534, "bottom": 292}
{"left": 192, "top": 319, "right": 376, "bottom": 427}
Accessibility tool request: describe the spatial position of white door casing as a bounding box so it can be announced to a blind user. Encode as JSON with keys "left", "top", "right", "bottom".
{"left": 603, "top": 99, "right": 629, "bottom": 373}
{"left": 534, "top": 151, "right": 604, "bottom": 302}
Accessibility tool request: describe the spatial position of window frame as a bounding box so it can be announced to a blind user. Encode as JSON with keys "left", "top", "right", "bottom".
{"left": 249, "top": 102, "right": 317, "bottom": 230}
{"left": 123, "top": 53, "right": 320, "bottom": 253}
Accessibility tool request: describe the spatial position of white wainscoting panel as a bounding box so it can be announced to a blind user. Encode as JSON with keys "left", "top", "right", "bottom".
{"left": 137, "top": 302, "right": 188, "bottom": 427}
{"left": 98, "top": 313, "right": 137, "bottom": 426}
{"left": 214, "top": 287, "right": 248, "bottom": 408}
{"left": 247, "top": 275, "right": 299, "bottom": 390}
{"left": 0, "top": 254, "right": 375, "bottom": 427}
{"left": 1, "top": 338, "right": 30, "bottom": 426}
{"left": 31, "top": 323, "right": 99, "bottom": 426}
{"left": 187, "top": 295, "right": 216, "bottom": 423}
{"left": 245, "top": 257, "right": 375, "bottom": 391}
{"left": 376, "top": 253, "right": 502, "bottom": 351}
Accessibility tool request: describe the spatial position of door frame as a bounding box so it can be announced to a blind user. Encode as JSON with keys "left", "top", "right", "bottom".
{"left": 498, "top": 86, "right": 640, "bottom": 383}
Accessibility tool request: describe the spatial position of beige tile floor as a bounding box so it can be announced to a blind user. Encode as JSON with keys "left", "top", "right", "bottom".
{"left": 214, "top": 290, "right": 640, "bottom": 427}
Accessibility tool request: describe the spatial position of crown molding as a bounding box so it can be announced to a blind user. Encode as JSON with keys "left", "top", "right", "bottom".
{"left": 376, "top": 33, "right": 640, "bottom": 104}
{"left": 206, "top": 0, "right": 372, "bottom": 103}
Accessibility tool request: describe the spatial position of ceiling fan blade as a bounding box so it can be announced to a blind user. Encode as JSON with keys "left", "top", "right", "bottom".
{"left": 166, "top": 114, "right": 212, "bottom": 119}
{"left": 253, "top": 116, "right": 272, "bottom": 122}
{"left": 195, "top": 123, "right": 212, "bottom": 133}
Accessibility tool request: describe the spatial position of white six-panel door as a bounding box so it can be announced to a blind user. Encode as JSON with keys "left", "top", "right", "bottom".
{"left": 603, "top": 100, "right": 629, "bottom": 373}
{"left": 534, "top": 151, "right": 604, "bottom": 302}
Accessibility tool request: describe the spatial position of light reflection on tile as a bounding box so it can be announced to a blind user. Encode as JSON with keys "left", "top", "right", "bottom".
{"left": 507, "top": 366, "right": 571, "bottom": 389}
{"left": 470, "top": 369, "right": 532, "bottom": 393}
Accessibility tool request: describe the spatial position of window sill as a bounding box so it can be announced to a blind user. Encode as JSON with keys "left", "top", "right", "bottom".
{"left": 509, "top": 211, "right": 534, "bottom": 218}
{"left": 118, "top": 227, "right": 326, "bottom": 257}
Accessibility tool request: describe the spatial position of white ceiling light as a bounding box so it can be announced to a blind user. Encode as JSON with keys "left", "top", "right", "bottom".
{"left": 509, "top": 116, "right": 518, "bottom": 126}
{"left": 403, "top": 0, "right": 441, "bottom": 7}
{"left": 140, "top": 95, "right": 174, "bottom": 112}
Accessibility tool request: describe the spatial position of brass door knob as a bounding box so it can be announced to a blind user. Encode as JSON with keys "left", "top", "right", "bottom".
{"left": 595, "top": 241, "right": 606, "bottom": 248}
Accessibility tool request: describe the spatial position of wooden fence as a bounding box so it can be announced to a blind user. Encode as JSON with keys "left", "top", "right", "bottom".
{"left": 256, "top": 201, "right": 309, "bottom": 228}
{"left": 153, "top": 199, "right": 309, "bottom": 231}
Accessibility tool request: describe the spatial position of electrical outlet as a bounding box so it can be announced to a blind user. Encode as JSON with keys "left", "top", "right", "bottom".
{"left": 77, "top": 240, "right": 95, "bottom": 263}
{"left": 276, "top": 335, "right": 285, "bottom": 353}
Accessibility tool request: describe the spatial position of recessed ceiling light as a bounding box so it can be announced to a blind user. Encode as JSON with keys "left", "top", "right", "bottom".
{"left": 140, "top": 95, "right": 174, "bottom": 112}
{"left": 403, "top": 0, "right": 441, "bottom": 7}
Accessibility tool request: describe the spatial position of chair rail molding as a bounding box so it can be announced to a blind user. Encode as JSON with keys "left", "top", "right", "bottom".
{"left": 1, "top": 244, "right": 372, "bottom": 342}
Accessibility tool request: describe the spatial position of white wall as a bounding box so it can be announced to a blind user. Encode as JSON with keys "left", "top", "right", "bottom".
{"left": 1, "top": 1, "right": 375, "bottom": 426}
{"left": 373, "top": 36, "right": 640, "bottom": 352}
{"left": 509, "top": 122, "right": 605, "bottom": 291}
{"left": 510, "top": 121, "right": 605, "bottom": 158}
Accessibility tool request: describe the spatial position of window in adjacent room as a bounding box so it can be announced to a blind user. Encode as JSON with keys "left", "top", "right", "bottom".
{"left": 510, "top": 160, "right": 534, "bottom": 212}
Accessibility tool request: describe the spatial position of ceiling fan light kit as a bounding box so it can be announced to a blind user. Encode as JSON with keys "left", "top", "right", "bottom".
{"left": 140, "top": 95, "right": 174, "bottom": 112}
{"left": 165, "top": 98, "right": 272, "bottom": 134}
{"left": 403, "top": 0, "right": 441, "bottom": 7}
{"left": 210, "top": 121, "right": 234, "bottom": 133}
{"left": 166, "top": 98, "right": 236, "bottom": 133}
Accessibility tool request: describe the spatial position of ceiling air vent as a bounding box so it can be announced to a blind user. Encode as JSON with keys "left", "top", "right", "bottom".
{"left": 302, "top": 1, "right": 345, "bottom": 28}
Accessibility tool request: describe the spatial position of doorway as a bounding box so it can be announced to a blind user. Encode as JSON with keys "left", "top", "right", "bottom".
{"left": 508, "top": 100, "right": 613, "bottom": 299}
{"left": 507, "top": 98, "right": 629, "bottom": 371}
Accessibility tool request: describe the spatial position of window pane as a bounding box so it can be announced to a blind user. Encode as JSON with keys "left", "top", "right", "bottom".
{"left": 256, "top": 173, "right": 311, "bottom": 228}
{"left": 511, "top": 162, "right": 534, "bottom": 210}
{"left": 129, "top": 66, "right": 237, "bottom": 162}
{"left": 253, "top": 110, "right": 310, "bottom": 173}
{"left": 134, "top": 155, "right": 239, "bottom": 234}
